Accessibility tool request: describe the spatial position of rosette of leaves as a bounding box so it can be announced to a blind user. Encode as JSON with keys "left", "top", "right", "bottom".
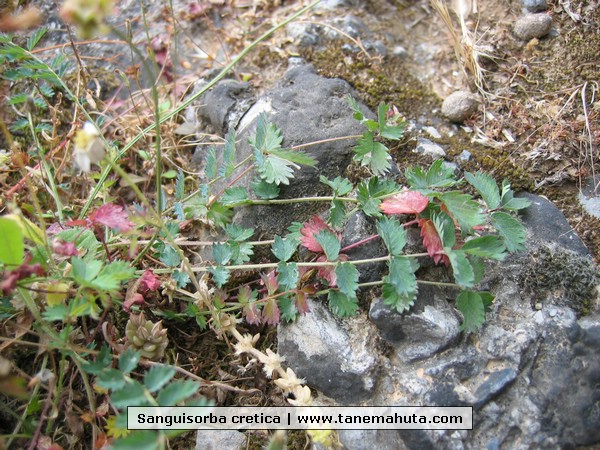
{"left": 125, "top": 313, "right": 169, "bottom": 360}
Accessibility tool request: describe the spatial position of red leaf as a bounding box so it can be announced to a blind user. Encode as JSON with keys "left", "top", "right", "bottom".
{"left": 89, "top": 204, "right": 134, "bottom": 233}
{"left": 419, "top": 219, "right": 449, "bottom": 266}
{"left": 243, "top": 302, "right": 261, "bottom": 325}
{"left": 123, "top": 292, "right": 145, "bottom": 313}
{"left": 300, "top": 215, "right": 334, "bottom": 253}
{"left": 138, "top": 270, "right": 160, "bottom": 294}
{"left": 295, "top": 286, "right": 315, "bottom": 315}
{"left": 380, "top": 190, "right": 429, "bottom": 215}
{"left": 52, "top": 239, "right": 78, "bottom": 257}
{"left": 262, "top": 297, "right": 280, "bottom": 325}
{"left": 316, "top": 253, "right": 349, "bottom": 287}
{"left": 261, "top": 270, "right": 279, "bottom": 296}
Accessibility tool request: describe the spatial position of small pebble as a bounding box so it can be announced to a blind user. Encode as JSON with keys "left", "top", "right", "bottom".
{"left": 513, "top": 14, "right": 553, "bottom": 41}
{"left": 413, "top": 137, "right": 446, "bottom": 159}
{"left": 522, "top": 0, "right": 547, "bottom": 12}
{"left": 459, "top": 150, "right": 472, "bottom": 162}
{"left": 441, "top": 91, "right": 480, "bottom": 123}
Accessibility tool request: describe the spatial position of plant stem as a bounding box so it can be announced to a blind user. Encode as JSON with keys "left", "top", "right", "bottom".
{"left": 151, "top": 253, "right": 435, "bottom": 274}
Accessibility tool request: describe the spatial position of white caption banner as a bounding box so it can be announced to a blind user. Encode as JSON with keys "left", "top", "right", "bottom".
{"left": 128, "top": 406, "right": 473, "bottom": 430}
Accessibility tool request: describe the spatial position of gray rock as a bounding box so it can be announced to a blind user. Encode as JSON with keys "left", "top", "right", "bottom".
{"left": 513, "top": 14, "right": 553, "bottom": 41}
{"left": 278, "top": 299, "right": 380, "bottom": 403}
{"left": 336, "top": 430, "right": 406, "bottom": 450}
{"left": 413, "top": 137, "right": 446, "bottom": 159}
{"left": 578, "top": 176, "right": 600, "bottom": 219}
{"left": 197, "top": 64, "right": 368, "bottom": 238}
{"left": 341, "top": 212, "right": 387, "bottom": 283}
{"left": 441, "top": 91, "right": 480, "bottom": 123}
{"left": 195, "top": 430, "right": 246, "bottom": 450}
{"left": 522, "top": 0, "right": 547, "bottom": 12}
{"left": 423, "top": 346, "right": 484, "bottom": 381}
{"left": 197, "top": 80, "right": 253, "bottom": 133}
{"left": 369, "top": 285, "right": 461, "bottom": 362}
{"left": 473, "top": 368, "right": 518, "bottom": 409}
{"left": 286, "top": 22, "right": 321, "bottom": 47}
{"left": 517, "top": 192, "right": 591, "bottom": 256}
{"left": 458, "top": 150, "right": 471, "bottom": 162}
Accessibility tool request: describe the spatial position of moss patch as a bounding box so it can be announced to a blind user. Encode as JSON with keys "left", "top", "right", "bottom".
{"left": 301, "top": 45, "right": 439, "bottom": 116}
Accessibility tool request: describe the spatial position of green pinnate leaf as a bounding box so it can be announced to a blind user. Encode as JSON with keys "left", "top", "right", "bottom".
{"left": 500, "top": 180, "right": 531, "bottom": 211}
{"left": 278, "top": 295, "right": 298, "bottom": 322}
{"left": 277, "top": 261, "right": 299, "bottom": 290}
{"left": 320, "top": 176, "right": 353, "bottom": 196}
{"left": 250, "top": 113, "right": 284, "bottom": 154}
{"left": 157, "top": 380, "right": 199, "bottom": 406}
{"left": 456, "top": 290, "right": 489, "bottom": 333}
{"left": 208, "top": 266, "right": 229, "bottom": 287}
{"left": 220, "top": 187, "right": 249, "bottom": 206}
{"left": 490, "top": 211, "right": 527, "bottom": 252}
{"left": 118, "top": 348, "right": 141, "bottom": 374}
{"left": 212, "top": 243, "right": 232, "bottom": 265}
{"left": 447, "top": 250, "right": 475, "bottom": 288}
{"left": 353, "top": 132, "right": 391, "bottom": 175}
{"left": 377, "top": 103, "right": 404, "bottom": 140}
{"left": 376, "top": 217, "right": 407, "bottom": 256}
{"left": 315, "top": 230, "right": 341, "bottom": 261}
{"left": 111, "top": 380, "right": 148, "bottom": 409}
{"left": 71, "top": 257, "right": 103, "bottom": 284}
{"left": 271, "top": 236, "right": 298, "bottom": 262}
{"left": 96, "top": 369, "right": 127, "bottom": 391}
{"left": 405, "top": 160, "right": 457, "bottom": 191}
{"left": 335, "top": 262, "right": 359, "bottom": 298}
{"left": 81, "top": 345, "right": 112, "bottom": 375}
{"left": 357, "top": 177, "right": 399, "bottom": 217}
{"left": 328, "top": 290, "right": 359, "bottom": 317}
{"left": 27, "top": 28, "right": 48, "bottom": 51}
{"left": 465, "top": 171, "right": 501, "bottom": 210}
{"left": 158, "top": 245, "right": 181, "bottom": 267}
{"left": 439, "top": 191, "right": 486, "bottom": 230}
{"left": 205, "top": 147, "right": 217, "bottom": 179}
{"left": 346, "top": 95, "right": 365, "bottom": 122}
{"left": 382, "top": 257, "right": 418, "bottom": 313}
{"left": 461, "top": 235, "right": 506, "bottom": 260}
{"left": 251, "top": 179, "right": 280, "bottom": 199}
{"left": 269, "top": 148, "right": 317, "bottom": 167}
{"left": 144, "top": 365, "right": 176, "bottom": 393}
{"left": 229, "top": 241, "right": 253, "bottom": 265}
{"left": 257, "top": 154, "right": 296, "bottom": 185}
{"left": 94, "top": 260, "right": 136, "bottom": 290}
{"left": 110, "top": 430, "right": 160, "bottom": 450}
{"left": 432, "top": 212, "right": 456, "bottom": 248}
{"left": 328, "top": 199, "right": 346, "bottom": 228}
{"left": 220, "top": 129, "right": 236, "bottom": 177}
{"left": 224, "top": 224, "right": 254, "bottom": 242}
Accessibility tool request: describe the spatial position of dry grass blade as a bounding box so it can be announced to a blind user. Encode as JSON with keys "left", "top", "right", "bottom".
{"left": 430, "top": 0, "right": 491, "bottom": 97}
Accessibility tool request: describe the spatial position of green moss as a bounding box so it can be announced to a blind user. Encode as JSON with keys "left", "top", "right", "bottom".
{"left": 301, "top": 45, "right": 438, "bottom": 115}
{"left": 520, "top": 246, "right": 598, "bottom": 316}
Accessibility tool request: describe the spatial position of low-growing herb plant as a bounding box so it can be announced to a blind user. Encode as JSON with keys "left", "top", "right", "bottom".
{"left": 0, "top": 1, "right": 529, "bottom": 448}
{"left": 191, "top": 97, "right": 530, "bottom": 333}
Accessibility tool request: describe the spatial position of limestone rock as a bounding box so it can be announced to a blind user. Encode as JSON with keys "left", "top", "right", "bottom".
{"left": 513, "top": 14, "right": 553, "bottom": 41}
{"left": 441, "top": 91, "right": 479, "bottom": 123}
{"left": 278, "top": 299, "right": 381, "bottom": 403}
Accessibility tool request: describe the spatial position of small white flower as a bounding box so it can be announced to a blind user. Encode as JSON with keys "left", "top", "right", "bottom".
{"left": 73, "top": 122, "right": 105, "bottom": 172}
{"left": 287, "top": 385, "right": 312, "bottom": 406}
{"left": 261, "top": 348, "right": 284, "bottom": 378}
{"left": 274, "top": 368, "right": 305, "bottom": 394}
